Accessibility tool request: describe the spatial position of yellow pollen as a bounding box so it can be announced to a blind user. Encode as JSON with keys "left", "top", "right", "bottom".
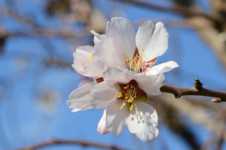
{"left": 120, "top": 102, "right": 127, "bottom": 110}
{"left": 116, "top": 92, "right": 123, "bottom": 98}
{"left": 117, "top": 80, "right": 147, "bottom": 112}
{"left": 129, "top": 103, "right": 134, "bottom": 112}
{"left": 126, "top": 49, "right": 144, "bottom": 72}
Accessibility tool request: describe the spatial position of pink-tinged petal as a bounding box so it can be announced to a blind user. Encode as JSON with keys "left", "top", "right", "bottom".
{"left": 72, "top": 46, "right": 107, "bottom": 77}
{"left": 146, "top": 61, "right": 179, "bottom": 75}
{"left": 136, "top": 21, "right": 168, "bottom": 61}
{"left": 126, "top": 102, "right": 159, "bottom": 141}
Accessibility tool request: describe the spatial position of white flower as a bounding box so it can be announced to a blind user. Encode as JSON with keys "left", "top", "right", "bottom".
{"left": 68, "top": 17, "right": 179, "bottom": 141}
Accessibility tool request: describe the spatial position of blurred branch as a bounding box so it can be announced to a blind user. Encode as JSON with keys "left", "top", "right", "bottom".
{"left": 201, "top": 108, "right": 226, "bottom": 150}
{"left": 210, "top": 0, "right": 226, "bottom": 21}
{"left": 0, "top": 5, "right": 81, "bottom": 39}
{"left": 161, "top": 80, "right": 226, "bottom": 102}
{"left": 44, "top": 58, "right": 71, "bottom": 68}
{"left": 0, "top": 27, "right": 78, "bottom": 39}
{"left": 159, "top": 101, "right": 201, "bottom": 150}
{"left": 160, "top": 96, "right": 226, "bottom": 139}
{"left": 187, "top": 17, "right": 226, "bottom": 68}
{"left": 184, "top": 97, "right": 219, "bottom": 111}
{"left": 113, "top": 0, "right": 219, "bottom": 23}
{"left": 17, "top": 138, "right": 123, "bottom": 150}
{"left": 215, "top": 131, "right": 225, "bottom": 150}
{"left": 0, "top": 5, "right": 39, "bottom": 27}
{"left": 214, "top": 108, "right": 226, "bottom": 150}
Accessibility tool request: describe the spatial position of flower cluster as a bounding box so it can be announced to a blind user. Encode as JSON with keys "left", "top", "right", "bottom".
{"left": 68, "top": 17, "right": 178, "bottom": 141}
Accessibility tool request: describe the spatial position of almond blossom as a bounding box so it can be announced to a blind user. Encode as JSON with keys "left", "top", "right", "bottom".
{"left": 68, "top": 17, "right": 178, "bottom": 141}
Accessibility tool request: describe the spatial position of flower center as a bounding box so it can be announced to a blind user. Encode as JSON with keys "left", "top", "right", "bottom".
{"left": 126, "top": 49, "right": 157, "bottom": 73}
{"left": 126, "top": 49, "right": 144, "bottom": 72}
{"left": 117, "top": 80, "right": 148, "bottom": 112}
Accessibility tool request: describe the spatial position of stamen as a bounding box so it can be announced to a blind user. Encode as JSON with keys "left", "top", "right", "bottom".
{"left": 117, "top": 92, "right": 123, "bottom": 98}
{"left": 126, "top": 49, "right": 144, "bottom": 72}
{"left": 142, "top": 58, "right": 157, "bottom": 71}
{"left": 120, "top": 102, "right": 127, "bottom": 110}
{"left": 129, "top": 103, "right": 134, "bottom": 112}
{"left": 117, "top": 80, "right": 147, "bottom": 112}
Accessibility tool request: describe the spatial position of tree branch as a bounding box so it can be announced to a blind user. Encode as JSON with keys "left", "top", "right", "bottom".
{"left": 161, "top": 80, "right": 226, "bottom": 102}
{"left": 17, "top": 138, "right": 123, "bottom": 150}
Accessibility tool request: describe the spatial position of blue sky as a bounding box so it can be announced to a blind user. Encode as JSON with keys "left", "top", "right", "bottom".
{"left": 0, "top": 0, "right": 226, "bottom": 150}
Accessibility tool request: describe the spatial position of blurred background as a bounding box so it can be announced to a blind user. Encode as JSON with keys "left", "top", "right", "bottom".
{"left": 1, "top": 0, "right": 226, "bottom": 149}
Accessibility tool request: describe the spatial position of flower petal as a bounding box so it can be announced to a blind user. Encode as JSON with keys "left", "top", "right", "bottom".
{"left": 72, "top": 46, "right": 106, "bottom": 77}
{"left": 126, "top": 102, "right": 159, "bottom": 141}
{"left": 135, "top": 73, "right": 165, "bottom": 96}
{"left": 98, "top": 101, "right": 129, "bottom": 135}
{"left": 91, "top": 82, "right": 118, "bottom": 108}
{"left": 79, "top": 76, "right": 93, "bottom": 87}
{"left": 106, "top": 17, "right": 136, "bottom": 60}
{"left": 136, "top": 21, "right": 155, "bottom": 55}
{"left": 103, "top": 68, "right": 133, "bottom": 84}
{"left": 68, "top": 81, "right": 95, "bottom": 112}
{"left": 68, "top": 82, "right": 116, "bottom": 112}
{"left": 96, "top": 17, "right": 136, "bottom": 69}
{"left": 90, "top": 30, "right": 105, "bottom": 45}
{"left": 95, "top": 37, "right": 126, "bottom": 69}
{"left": 97, "top": 110, "right": 109, "bottom": 134}
{"left": 146, "top": 61, "right": 179, "bottom": 75}
{"left": 136, "top": 21, "right": 168, "bottom": 61}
